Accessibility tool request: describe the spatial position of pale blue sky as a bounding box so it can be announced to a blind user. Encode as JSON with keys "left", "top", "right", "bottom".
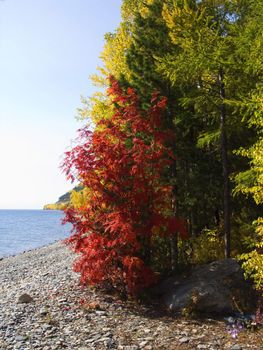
{"left": 0, "top": 0, "right": 122, "bottom": 209}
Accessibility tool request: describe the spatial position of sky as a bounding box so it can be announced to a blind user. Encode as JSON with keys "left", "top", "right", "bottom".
{"left": 0, "top": 0, "right": 122, "bottom": 209}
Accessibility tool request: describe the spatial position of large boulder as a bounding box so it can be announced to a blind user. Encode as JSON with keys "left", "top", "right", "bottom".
{"left": 155, "top": 259, "right": 256, "bottom": 315}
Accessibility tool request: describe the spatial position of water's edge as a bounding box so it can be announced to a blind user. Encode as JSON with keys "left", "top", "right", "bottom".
{"left": 0, "top": 239, "right": 64, "bottom": 261}
{"left": 0, "top": 210, "right": 70, "bottom": 258}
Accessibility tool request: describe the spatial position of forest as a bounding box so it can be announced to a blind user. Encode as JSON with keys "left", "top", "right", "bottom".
{"left": 62, "top": 0, "right": 263, "bottom": 298}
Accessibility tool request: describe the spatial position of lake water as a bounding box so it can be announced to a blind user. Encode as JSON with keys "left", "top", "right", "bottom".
{"left": 0, "top": 210, "right": 71, "bottom": 258}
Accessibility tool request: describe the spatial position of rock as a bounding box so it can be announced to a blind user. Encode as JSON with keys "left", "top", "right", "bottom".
{"left": 139, "top": 341, "right": 149, "bottom": 348}
{"left": 104, "top": 331, "right": 113, "bottom": 338}
{"left": 39, "top": 307, "right": 48, "bottom": 316}
{"left": 15, "top": 335, "right": 26, "bottom": 341}
{"left": 58, "top": 298, "right": 67, "bottom": 303}
{"left": 17, "top": 293, "right": 33, "bottom": 304}
{"left": 230, "top": 345, "right": 242, "bottom": 350}
{"left": 178, "top": 337, "right": 190, "bottom": 344}
{"left": 155, "top": 259, "right": 256, "bottom": 314}
{"left": 95, "top": 310, "right": 107, "bottom": 316}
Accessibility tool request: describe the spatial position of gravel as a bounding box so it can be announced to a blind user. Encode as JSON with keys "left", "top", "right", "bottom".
{"left": 0, "top": 241, "right": 262, "bottom": 350}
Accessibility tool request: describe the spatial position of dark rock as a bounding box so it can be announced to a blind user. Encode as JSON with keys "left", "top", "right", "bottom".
{"left": 17, "top": 293, "right": 33, "bottom": 304}
{"left": 155, "top": 259, "right": 256, "bottom": 315}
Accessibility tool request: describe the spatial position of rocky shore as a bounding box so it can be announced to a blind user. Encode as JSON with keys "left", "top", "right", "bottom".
{"left": 0, "top": 242, "right": 262, "bottom": 350}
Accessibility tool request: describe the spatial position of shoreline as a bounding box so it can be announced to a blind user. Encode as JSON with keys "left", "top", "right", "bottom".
{"left": 0, "top": 239, "right": 64, "bottom": 261}
{"left": 0, "top": 209, "right": 70, "bottom": 262}
{"left": 0, "top": 242, "right": 262, "bottom": 349}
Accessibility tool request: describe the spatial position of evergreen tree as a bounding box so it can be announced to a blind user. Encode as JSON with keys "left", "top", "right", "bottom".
{"left": 124, "top": 0, "right": 226, "bottom": 265}
{"left": 158, "top": 0, "right": 262, "bottom": 257}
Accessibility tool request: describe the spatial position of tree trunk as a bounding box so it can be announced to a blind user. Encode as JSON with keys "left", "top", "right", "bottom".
{"left": 170, "top": 233, "right": 178, "bottom": 271}
{"left": 218, "top": 67, "right": 231, "bottom": 258}
{"left": 167, "top": 93, "right": 179, "bottom": 271}
{"left": 171, "top": 135, "right": 178, "bottom": 270}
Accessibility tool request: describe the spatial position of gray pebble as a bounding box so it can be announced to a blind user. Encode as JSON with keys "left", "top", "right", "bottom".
{"left": 230, "top": 345, "right": 242, "bottom": 350}
{"left": 139, "top": 340, "right": 148, "bottom": 348}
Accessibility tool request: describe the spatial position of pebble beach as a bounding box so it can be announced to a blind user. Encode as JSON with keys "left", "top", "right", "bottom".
{"left": 0, "top": 242, "right": 262, "bottom": 350}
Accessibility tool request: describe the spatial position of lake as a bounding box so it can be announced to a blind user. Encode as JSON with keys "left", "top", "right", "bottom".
{"left": 0, "top": 210, "right": 71, "bottom": 258}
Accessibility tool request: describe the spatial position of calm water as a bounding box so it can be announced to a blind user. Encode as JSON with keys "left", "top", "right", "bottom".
{"left": 0, "top": 210, "right": 71, "bottom": 258}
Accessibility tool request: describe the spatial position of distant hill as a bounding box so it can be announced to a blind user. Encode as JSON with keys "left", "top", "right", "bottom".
{"left": 43, "top": 185, "right": 83, "bottom": 210}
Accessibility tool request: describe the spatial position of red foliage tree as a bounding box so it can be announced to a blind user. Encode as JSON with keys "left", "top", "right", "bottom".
{"left": 62, "top": 77, "right": 187, "bottom": 296}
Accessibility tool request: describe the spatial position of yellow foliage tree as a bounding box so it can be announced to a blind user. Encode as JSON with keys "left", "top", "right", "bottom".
{"left": 70, "top": 188, "right": 91, "bottom": 209}
{"left": 77, "top": 0, "right": 154, "bottom": 124}
{"left": 236, "top": 93, "right": 263, "bottom": 290}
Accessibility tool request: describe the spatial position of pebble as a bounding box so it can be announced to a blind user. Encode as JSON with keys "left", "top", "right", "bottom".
{"left": 39, "top": 307, "right": 48, "bottom": 316}
{"left": 0, "top": 241, "right": 261, "bottom": 350}
{"left": 139, "top": 340, "right": 148, "bottom": 347}
{"left": 230, "top": 345, "right": 242, "bottom": 350}
{"left": 95, "top": 310, "right": 107, "bottom": 316}
{"left": 17, "top": 293, "right": 33, "bottom": 304}
{"left": 15, "top": 335, "right": 26, "bottom": 341}
{"left": 179, "top": 336, "right": 190, "bottom": 344}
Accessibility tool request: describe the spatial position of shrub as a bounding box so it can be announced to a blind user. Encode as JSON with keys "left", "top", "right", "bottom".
{"left": 62, "top": 77, "right": 187, "bottom": 296}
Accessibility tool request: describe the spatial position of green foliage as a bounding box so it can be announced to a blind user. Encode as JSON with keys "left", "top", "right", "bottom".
{"left": 235, "top": 93, "right": 263, "bottom": 290}
{"left": 239, "top": 219, "right": 263, "bottom": 291}
{"left": 123, "top": 0, "right": 226, "bottom": 241}
{"left": 125, "top": 0, "right": 173, "bottom": 97}
{"left": 190, "top": 229, "right": 225, "bottom": 264}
